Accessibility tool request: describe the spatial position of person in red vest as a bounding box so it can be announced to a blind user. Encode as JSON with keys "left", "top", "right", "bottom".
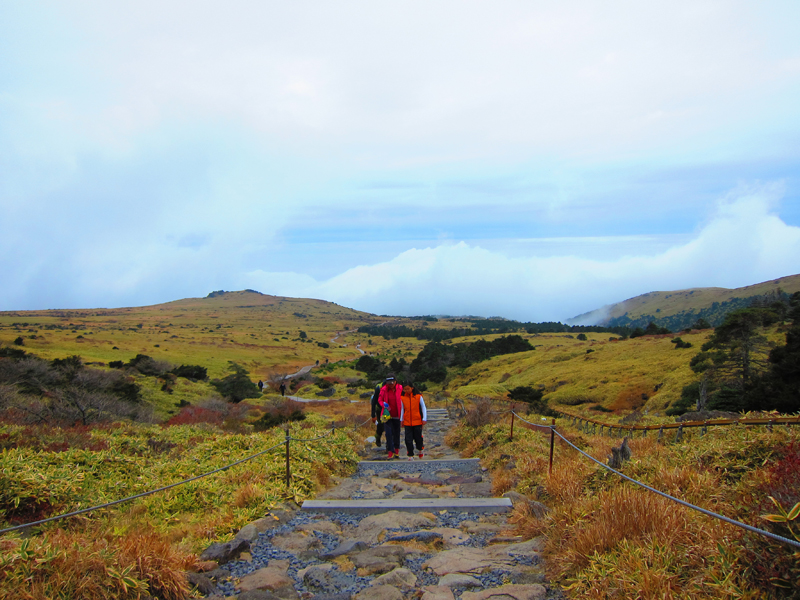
{"left": 401, "top": 383, "right": 427, "bottom": 459}
{"left": 378, "top": 374, "right": 403, "bottom": 459}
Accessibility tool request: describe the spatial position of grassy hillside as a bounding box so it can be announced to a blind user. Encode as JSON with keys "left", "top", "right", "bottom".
{"left": 571, "top": 273, "right": 800, "bottom": 330}
{"left": 437, "top": 323, "right": 791, "bottom": 418}
{"left": 0, "top": 290, "right": 409, "bottom": 381}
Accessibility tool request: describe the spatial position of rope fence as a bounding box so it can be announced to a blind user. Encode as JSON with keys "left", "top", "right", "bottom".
{"left": 0, "top": 439, "right": 286, "bottom": 536}
{"left": 458, "top": 394, "right": 800, "bottom": 550}
{"left": 1, "top": 416, "right": 374, "bottom": 537}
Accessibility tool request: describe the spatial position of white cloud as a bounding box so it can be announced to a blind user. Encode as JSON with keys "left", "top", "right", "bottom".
{"left": 258, "top": 185, "right": 800, "bottom": 321}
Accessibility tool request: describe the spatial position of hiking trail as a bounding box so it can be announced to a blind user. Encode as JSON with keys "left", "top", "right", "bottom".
{"left": 191, "top": 408, "right": 564, "bottom": 600}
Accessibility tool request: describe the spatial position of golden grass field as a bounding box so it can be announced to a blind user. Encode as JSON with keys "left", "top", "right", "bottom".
{"left": 2, "top": 290, "right": 798, "bottom": 599}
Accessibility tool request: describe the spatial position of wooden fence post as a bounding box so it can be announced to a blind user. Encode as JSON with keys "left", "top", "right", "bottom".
{"left": 285, "top": 427, "right": 291, "bottom": 487}
{"left": 549, "top": 419, "right": 555, "bottom": 475}
{"left": 510, "top": 404, "right": 515, "bottom": 441}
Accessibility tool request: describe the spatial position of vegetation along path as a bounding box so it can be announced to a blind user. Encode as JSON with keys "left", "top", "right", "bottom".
{"left": 191, "top": 410, "right": 564, "bottom": 600}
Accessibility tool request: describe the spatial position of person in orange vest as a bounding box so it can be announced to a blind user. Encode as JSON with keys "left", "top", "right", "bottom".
{"left": 401, "top": 383, "right": 427, "bottom": 459}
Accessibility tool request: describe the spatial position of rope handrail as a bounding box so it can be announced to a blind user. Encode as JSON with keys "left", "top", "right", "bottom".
{"left": 511, "top": 410, "right": 554, "bottom": 431}
{"left": 2, "top": 413, "right": 389, "bottom": 537}
{"left": 0, "top": 440, "right": 286, "bottom": 536}
{"left": 556, "top": 409, "right": 800, "bottom": 431}
{"left": 552, "top": 428, "right": 800, "bottom": 550}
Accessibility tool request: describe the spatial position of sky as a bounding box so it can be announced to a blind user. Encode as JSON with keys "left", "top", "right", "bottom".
{"left": 2, "top": 1, "right": 800, "bottom": 322}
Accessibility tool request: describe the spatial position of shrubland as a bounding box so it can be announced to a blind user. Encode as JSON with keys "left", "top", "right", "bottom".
{"left": 2, "top": 287, "right": 799, "bottom": 598}
{"left": 0, "top": 411, "right": 361, "bottom": 599}
{"left": 447, "top": 399, "right": 800, "bottom": 598}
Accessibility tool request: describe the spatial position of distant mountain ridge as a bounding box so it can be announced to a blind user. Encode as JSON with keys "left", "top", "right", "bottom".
{"left": 569, "top": 274, "right": 800, "bottom": 330}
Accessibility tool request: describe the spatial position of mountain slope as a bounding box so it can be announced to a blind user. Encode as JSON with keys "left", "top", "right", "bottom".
{"left": 569, "top": 274, "right": 800, "bottom": 330}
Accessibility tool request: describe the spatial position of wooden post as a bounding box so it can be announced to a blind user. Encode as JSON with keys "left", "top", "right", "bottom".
{"left": 285, "top": 427, "right": 291, "bottom": 487}
{"left": 510, "top": 404, "right": 515, "bottom": 441}
{"left": 549, "top": 419, "right": 555, "bottom": 475}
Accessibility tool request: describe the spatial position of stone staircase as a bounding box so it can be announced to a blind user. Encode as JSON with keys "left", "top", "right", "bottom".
{"left": 192, "top": 416, "right": 562, "bottom": 600}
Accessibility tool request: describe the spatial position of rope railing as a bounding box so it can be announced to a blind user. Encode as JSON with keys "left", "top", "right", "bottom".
{"left": 551, "top": 428, "right": 800, "bottom": 550}
{"left": 502, "top": 409, "right": 800, "bottom": 550}
{"left": 0, "top": 439, "right": 287, "bottom": 536}
{"left": 2, "top": 413, "right": 376, "bottom": 536}
{"left": 556, "top": 408, "right": 800, "bottom": 437}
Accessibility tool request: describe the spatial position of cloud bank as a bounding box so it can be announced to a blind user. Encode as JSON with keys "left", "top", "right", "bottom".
{"left": 247, "top": 186, "right": 800, "bottom": 322}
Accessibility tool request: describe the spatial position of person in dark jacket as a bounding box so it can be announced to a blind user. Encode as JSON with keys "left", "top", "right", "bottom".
{"left": 370, "top": 383, "right": 384, "bottom": 447}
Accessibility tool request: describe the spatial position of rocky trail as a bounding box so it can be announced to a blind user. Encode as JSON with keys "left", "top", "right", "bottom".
{"left": 191, "top": 408, "right": 563, "bottom": 600}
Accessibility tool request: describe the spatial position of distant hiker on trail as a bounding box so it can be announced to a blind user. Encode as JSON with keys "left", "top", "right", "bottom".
{"left": 280, "top": 381, "right": 286, "bottom": 396}
{"left": 378, "top": 374, "right": 403, "bottom": 459}
{"left": 258, "top": 380, "right": 264, "bottom": 392}
{"left": 370, "top": 383, "right": 384, "bottom": 447}
{"left": 402, "top": 383, "right": 426, "bottom": 459}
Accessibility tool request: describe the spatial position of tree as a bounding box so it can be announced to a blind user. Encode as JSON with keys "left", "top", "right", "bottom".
{"left": 692, "top": 318, "right": 712, "bottom": 330}
{"left": 210, "top": 362, "right": 261, "bottom": 403}
{"left": 742, "top": 292, "right": 800, "bottom": 413}
{"left": 686, "top": 308, "right": 776, "bottom": 411}
{"left": 507, "top": 385, "right": 555, "bottom": 416}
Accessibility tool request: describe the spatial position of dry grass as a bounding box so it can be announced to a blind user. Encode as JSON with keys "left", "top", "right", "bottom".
{"left": 0, "top": 528, "right": 192, "bottom": 600}
{"left": 233, "top": 483, "right": 262, "bottom": 508}
{"left": 491, "top": 469, "right": 516, "bottom": 496}
{"left": 448, "top": 411, "right": 800, "bottom": 599}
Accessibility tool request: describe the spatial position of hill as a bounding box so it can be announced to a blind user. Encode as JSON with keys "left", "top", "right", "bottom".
{"left": 0, "top": 290, "right": 384, "bottom": 380}
{"left": 569, "top": 273, "right": 800, "bottom": 330}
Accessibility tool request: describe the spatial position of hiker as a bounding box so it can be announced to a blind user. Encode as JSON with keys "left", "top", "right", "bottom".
{"left": 402, "top": 383, "right": 426, "bottom": 459}
{"left": 370, "top": 382, "right": 384, "bottom": 447}
{"left": 279, "top": 381, "right": 286, "bottom": 396}
{"left": 257, "top": 380, "right": 264, "bottom": 392}
{"left": 378, "top": 374, "right": 403, "bottom": 459}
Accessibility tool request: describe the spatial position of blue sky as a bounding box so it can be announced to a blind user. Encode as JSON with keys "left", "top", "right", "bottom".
{"left": 2, "top": 1, "right": 800, "bottom": 322}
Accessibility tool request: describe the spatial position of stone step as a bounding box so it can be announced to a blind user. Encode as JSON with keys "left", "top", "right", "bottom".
{"left": 426, "top": 409, "right": 449, "bottom": 421}
{"left": 359, "top": 457, "right": 479, "bottom": 469}
{"left": 301, "top": 497, "right": 512, "bottom": 514}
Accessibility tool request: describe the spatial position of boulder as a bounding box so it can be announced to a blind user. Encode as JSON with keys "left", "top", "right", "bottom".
{"left": 235, "top": 524, "right": 261, "bottom": 543}
{"left": 386, "top": 531, "right": 443, "bottom": 543}
{"left": 270, "top": 531, "right": 321, "bottom": 553}
{"left": 371, "top": 567, "right": 418, "bottom": 588}
{"left": 437, "top": 573, "right": 483, "bottom": 588}
{"left": 423, "top": 547, "right": 514, "bottom": 575}
{"left": 354, "top": 585, "right": 403, "bottom": 600}
{"left": 238, "top": 591, "right": 283, "bottom": 600}
{"left": 320, "top": 539, "right": 369, "bottom": 560}
{"left": 430, "top": 527, "right": 471, "bottom": 547}
{"left": 352, "top": 546, "right": 406, "bottom": 575}
{"left": 461, "top": 584, "right": 546, "bottom": 600}
{"left": 236, "top": 566, "right": 299, "bottom": 600}
{"left": 185, "top": 572, "right": 218, "bottom": 596}
{"left": 421, "top": 586, "right": 456, "bottom": 600}
{"left": 199, "top": 538, "right": 250, "bottom": 564}
{"left": 355, "top": 510, "right": 434, "bottom": 544}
